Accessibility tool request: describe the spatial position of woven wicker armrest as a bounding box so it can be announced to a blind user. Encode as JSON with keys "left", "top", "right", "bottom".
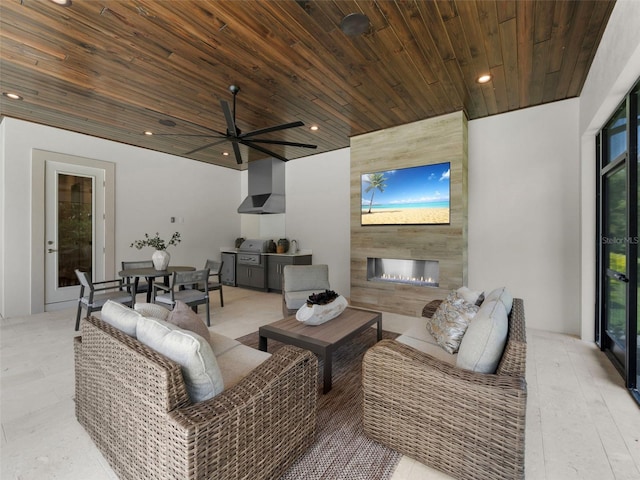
{"left": 363, "top": 339, "right": 526, "bottom": 396}
{"left": 166, "top": 345, "right": 318, "bottom": 480}
{"left": 421, "top": 299, "right": 443, "bottom": 318}
{"left": 362, "top": 339, "right": 526, "bottom": 480}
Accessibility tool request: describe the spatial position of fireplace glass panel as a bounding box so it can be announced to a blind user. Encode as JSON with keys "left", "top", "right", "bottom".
{"left": 367, "top": 257, "right": 439, "bottom": 287}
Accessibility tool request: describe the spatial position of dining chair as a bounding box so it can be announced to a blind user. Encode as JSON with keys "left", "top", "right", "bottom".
{"left": 74, "top": 269, "right": 134, "bottom": 331}
{"left": 203, "top": 259, "right": 224, "bottom": 307}
{"left": 121, "top": 260, "right": 154, "bottom": 294}
{"left": 153, "top": 269, "right": 211, "bottom": 326}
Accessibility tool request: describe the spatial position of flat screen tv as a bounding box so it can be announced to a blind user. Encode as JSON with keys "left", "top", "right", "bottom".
{"left": 361, "top": 162, "right": 450, "bottom": 226}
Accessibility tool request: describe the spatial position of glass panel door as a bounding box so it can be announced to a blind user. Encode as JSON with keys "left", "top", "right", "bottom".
{"left": 45, "top": 161, "right": 106, "bottom": 307}
{"left": 597, "top": 81, "right": 639, "bottom": 405}
{"left": 603, "top": 164, "right": 628, "bottom": 366}
{"left": 636, "top": 86, "right": 640, "bottom": 396}
{"left": 57, "top": 173, "right": 94, "bottom": 286}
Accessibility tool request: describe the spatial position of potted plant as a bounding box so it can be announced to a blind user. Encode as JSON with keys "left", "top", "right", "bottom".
{"left": 130, "top": 232, "right": 181, "bottom": 270}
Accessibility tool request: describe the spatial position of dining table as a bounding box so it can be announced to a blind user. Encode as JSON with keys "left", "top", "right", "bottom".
{"left": 118, "top": 266, "right": 195, "bottom": 304}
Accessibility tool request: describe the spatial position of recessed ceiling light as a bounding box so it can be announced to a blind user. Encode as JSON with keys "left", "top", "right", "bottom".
{"left": 49, "top": 0, "right": 72, "bottom": 6}
{"left": 222, "top": 152, "right": 229, "bottom": 156}
{"left": 310, "top": 125, "right": 319, "bottom": 131}
{"left": 476, "top": 74, "right": 492, "bottom": 84}
{"left": 3, "top": 92, "right": 23, "bottom": 100}
{"left": 144, "top": 131, "right": 153, "bottom": 136}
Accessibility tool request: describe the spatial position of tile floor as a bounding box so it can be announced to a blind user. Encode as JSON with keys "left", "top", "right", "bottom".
{"left": 1, "top": 287, "right": 639, "bottom": 480}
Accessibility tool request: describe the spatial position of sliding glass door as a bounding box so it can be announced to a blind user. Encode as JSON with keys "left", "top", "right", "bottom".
{"left": 596, "top": 81, "right": 639, "bottom": 405}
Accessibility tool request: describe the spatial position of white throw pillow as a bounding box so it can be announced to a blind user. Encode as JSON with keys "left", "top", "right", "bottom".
{"left": 456, "top": 286, "right": 483, "bottom": 305}
{"left": 136, "top": 316, "right": 224, "bottom": 402}
{"left": 456, "top": 300, "right": 508, "bottom": 373}
{"left": 100, "top": 300, "right": 142, "bottom": 337}
{"left": 134, "top": 302, "right": 170, "bottom": 321}
{"left": 484, "top": 287, "right": 513, "bottom": 314}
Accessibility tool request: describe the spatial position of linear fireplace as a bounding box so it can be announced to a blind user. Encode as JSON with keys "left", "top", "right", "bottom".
{"left": 367, "top": 257, "right": 439, "bottom": 287}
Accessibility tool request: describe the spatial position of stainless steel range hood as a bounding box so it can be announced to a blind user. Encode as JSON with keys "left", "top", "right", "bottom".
{"left": 238, "top": 157, "right": 286, "bottom": 214}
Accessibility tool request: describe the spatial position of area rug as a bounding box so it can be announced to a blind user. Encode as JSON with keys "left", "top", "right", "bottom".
{"left": 236, "top": 327, "right": 402, "bottom": 480}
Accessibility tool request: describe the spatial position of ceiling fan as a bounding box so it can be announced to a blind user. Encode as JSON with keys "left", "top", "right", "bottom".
{"left": 153, "top": 85, "right": 317, "bottom": 164}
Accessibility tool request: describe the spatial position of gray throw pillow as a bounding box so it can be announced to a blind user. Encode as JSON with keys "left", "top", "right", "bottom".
{"left": 166, "top": 300, "right": 210, "bottom": 341}
{"left": 100, "top": 300, "right": 141, "bottom": 337}
{"left": 134, "top": 302, "right": 170, "bottom": 321}
{"left": 456, "top": 300, "right": 508, "bottom": 373}
{"left": 136, "top": 316, "right": 224, "bottom": 402}
{"left": 484, "top": 286, "right": 513, "bottom": 314}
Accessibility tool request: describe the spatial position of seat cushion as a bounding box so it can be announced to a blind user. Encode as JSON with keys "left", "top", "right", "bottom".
{"left": 427, "top": 291, "right": 479, "bottom": 353}
{"left": 156, "top": 289, "right": 207, "bottom": 305}
{"left": 456, "top": 300, "right": 508, "bottom": 374}
{"left": 215, "top": 343, "right": 271, "bottom": 389}
{"left": 208, "top": 331, "right": 241, "bottom": 357}
{"left": 101, "top": 300, "right": 142, "bottom": 337}
{"left": 166, "top": 300, "right": 210, "bottom": 340}
{"left": 284, "top": 289, "right": 328, "bottom": 310}
{"left": 396, "top": 324, "right": 457, "bottom": 365}
{"left": 136, "top": 316, "right": 224, "bottom": 402}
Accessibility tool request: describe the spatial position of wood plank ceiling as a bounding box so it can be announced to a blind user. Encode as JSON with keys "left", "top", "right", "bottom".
{"left": 0, "top": 0, "right": 614, "bottom": 170}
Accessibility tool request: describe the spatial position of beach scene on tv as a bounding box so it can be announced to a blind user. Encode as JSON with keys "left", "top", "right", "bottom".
{"left": 361, "top": 162, "right": 450, "bottom": 225}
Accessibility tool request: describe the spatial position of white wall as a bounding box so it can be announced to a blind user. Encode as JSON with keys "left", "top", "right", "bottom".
{"left": 3, "top": 0, "right": 638, "bottom": 329}
{"left": 578, "top": 0, "right": 640, "bottom": 341}
{"left": 0, "top": 117, "right": 241, "bottom": 317}
{"left": 285, "top": 148, "right": 351, "bottom": 297}
{"left": 468, "top": 100, "right": 581, "bottom": 335}
{"left": 0, "top": 119, "right": 6, "bottom": 317}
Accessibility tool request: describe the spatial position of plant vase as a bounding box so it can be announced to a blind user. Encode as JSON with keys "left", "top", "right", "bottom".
{"left": 152, "top": 250, "right": 170, "bottom": 271}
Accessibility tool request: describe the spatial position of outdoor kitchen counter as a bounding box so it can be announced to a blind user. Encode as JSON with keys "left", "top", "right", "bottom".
{"left": 263, "top": 250, "right": 313, "bottom": 256}
{"left": 220, "top": 247, "right": 313, "bottom": 292}
{"left": 220, "top": 248, "right": 313, "bottom": 256}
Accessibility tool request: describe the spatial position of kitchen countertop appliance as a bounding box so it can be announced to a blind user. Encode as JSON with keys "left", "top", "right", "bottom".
{"left": 237, "top": 238, "right": 269, "bottom": 266}
{"left": 236, "top": 239, "right": 269, "bottom": 290}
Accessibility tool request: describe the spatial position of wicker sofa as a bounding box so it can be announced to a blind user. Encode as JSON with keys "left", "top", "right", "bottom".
{"left": 362, "top": 296, "right": 527, "bottom": 480}
{"left": 74, "top": 313, "right": 318, "bottom": 480}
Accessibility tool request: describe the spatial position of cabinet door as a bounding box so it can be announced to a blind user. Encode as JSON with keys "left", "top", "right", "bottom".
{"left": 237, "top": 265, "right": 266, "bottom": 290}
{"left": 267, "top": 255, "right": 313, "bottom": 292}
{"left": 267, "top": 258, "right": 288, "bottom": 291}
{"left": 236, "top": 265, "right": 251, "bottom": 287}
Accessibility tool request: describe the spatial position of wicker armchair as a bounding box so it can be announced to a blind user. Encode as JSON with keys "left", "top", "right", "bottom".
{"left": 75, "top": 316, "right": 318, "bottom": 480}
{"left": 362, "top": 298, "right": 527, "bottom": 480}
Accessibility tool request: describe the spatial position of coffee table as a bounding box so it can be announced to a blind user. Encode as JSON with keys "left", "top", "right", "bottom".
{"left": 259, "top": 306, "right": 382, "bottom": 393}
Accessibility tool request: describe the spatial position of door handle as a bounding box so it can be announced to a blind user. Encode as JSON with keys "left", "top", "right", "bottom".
{"left": 613, "top": 272, "right": 630, "bottom": 283}
{"left": 47, "top": 248, "right": 58, "bottom": 253}
{"left": 607, "top": 269, "right": 629, "bottom": 283}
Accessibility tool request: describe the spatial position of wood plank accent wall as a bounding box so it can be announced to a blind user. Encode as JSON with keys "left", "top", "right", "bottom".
{"left": 350, "top": 111, "right": 468, "bottom": 317}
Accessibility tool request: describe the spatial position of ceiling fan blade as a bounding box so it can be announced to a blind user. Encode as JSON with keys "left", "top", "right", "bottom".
{"left": 184, "top": 138, "right": 229, "bottom": 155}
{"left": 241, "top": 139, "right": 289, "bottom": 162}
{"left": 220, "top": 99, "right": 238, "bottom": 137}
{"left": 246, "top": 138, "right": 317, "bottom": 149}
{"left": 231, "top": 141, "right": 243, "bottom": 164}
{"left": 241, "top": 121, "right": 305, "bottom": 139}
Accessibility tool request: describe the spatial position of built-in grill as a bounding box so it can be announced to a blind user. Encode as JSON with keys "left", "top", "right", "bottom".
{"left": 237, "top": 239, "right": 268, "bottom": 266}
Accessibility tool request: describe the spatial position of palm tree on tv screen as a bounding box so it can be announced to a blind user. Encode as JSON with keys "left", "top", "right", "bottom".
{"left": 364, "top": 172, "right": 388, "bottom": 213}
